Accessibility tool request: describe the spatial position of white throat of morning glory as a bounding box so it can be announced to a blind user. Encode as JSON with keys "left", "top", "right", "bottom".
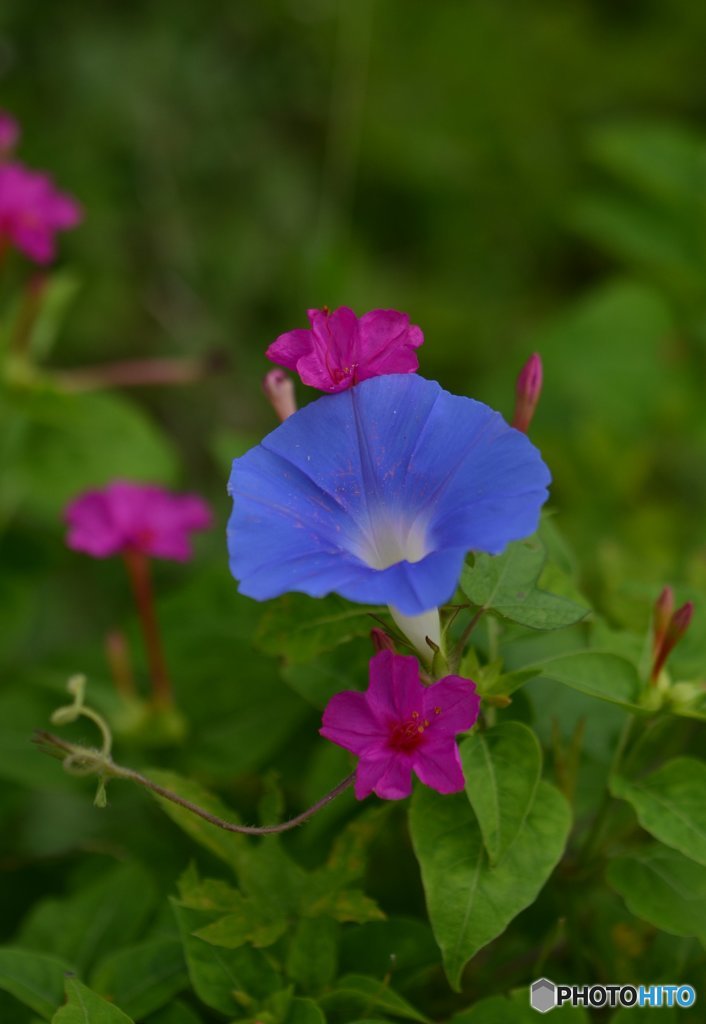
{"left": 357, "top": 513, "right": 439, "bottom": 662}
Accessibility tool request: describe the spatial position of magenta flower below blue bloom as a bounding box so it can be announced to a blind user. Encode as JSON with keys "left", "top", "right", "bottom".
{"left": 321, "top": 650, "right": 481, "bottom": 800}
{"left": 227, "top": 374, "right": 550, "bottom": 617}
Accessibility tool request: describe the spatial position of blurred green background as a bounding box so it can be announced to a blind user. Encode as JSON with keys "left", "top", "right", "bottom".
{"left": 4, "top": 0, "right": 706, "bottom": 590}
{"left": 2, "top": 2, "right": 706, "bottom": 1017}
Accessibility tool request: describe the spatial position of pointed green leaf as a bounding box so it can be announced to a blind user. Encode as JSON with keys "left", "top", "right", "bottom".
{"left": 610, "top": 758, "right": 706, "bottom": 866}
{"left": 285, "top": 997, "right": 327, "bottom": 1024}
{"left": 19, "top": 863, "right": 157, "bottom": 974}
{"left": 319, "top": 974, "right": 427, "bottom": 1022}
{"left": 89, "top": 939, "right": 188, "bottom": 1020}
{"left": 460, "top": 723, "right": 542, "bottom": 864}
{"left": 285, "top": 918, "right": 339, "bottom": 993}
{"left": 171, "top": 899, "right": 280, "bottom": 1016}
{"left": 0, "top": 949, "right": 72, "bottom": 1021}
{"left": 460, "top": 539, "right": 589, "bottom": 631}
{"left": 52, "top": 978, "right": 133, "bottom": 1024}
{"left": 410, "top": 782, "right": 571, "bottom": 989}
{"left": 607, "top": 843, "right": 706, "bottom": 944}
{"left": 531, "top": 651, "right": 641, "bottom": 707}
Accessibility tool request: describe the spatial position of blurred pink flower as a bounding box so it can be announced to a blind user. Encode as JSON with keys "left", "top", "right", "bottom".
{"left": 0, "top": 111, "right": 20, "bottom": 155}
{"left": 0, "top": 162, "right": 82, "bottom": 263}
{"left": 321, "top": 650, "right": 480, "bottom": 800}
{"left": 65, "top": 481, "right": 212, "bottom": 562}
{"left": 266, "top": 306, "right": 424, "bottom": 392}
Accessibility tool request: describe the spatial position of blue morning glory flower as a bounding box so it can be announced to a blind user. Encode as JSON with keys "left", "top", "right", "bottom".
{"left": 227, "top": 374, "right": 550, "bottom": 643}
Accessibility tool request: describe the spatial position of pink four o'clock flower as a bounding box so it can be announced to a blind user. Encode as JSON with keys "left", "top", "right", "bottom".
{"left": 0, "top": 161, "right": 82, "bottom": 264}
{"left": 65, "top": 481, "right": 212, "bottom": 562}
{"left": 266, "top": 306, "right": 424, "bottom": 393}
{"left": 321, "top": 650, "right": 480, "bottom": 800}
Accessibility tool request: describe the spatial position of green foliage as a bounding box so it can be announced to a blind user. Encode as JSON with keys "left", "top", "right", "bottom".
{"left": 611, "top": 758, "right": 706, "bottom": 866}
{"left": 409, "top": 781, "right": 571, "bottom": 989}
{"left": 1, "top": 388, "right": 176, "bottom": 523}
{"left": 89, "top": 939, "right": 188, "bottom": 1020}
{"left": 607, "top": 843, "right": 706, "bottom": 944}
{"left": 0, "top": 949, "right": 72, "bottom": 1020}
{"left": 18, "top": 862, "right": 157, "bottom": 975}
{"left": 461, "top": 722, "right": 542, "bottom": 865}
{"left": 451, "top": 991, "right": 589, "bottom": 1021}
{"left": 53, "top": 977, "right": 133, "bottom": 1024}
{"left": 460, "top": 537, "right": 589, "bottom": 631}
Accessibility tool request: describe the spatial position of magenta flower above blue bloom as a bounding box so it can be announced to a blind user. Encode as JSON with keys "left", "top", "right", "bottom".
{"left": 266, "top": 306, "right": 423, "bottom": 393}
{"left": 227, "top": 373, "right": 550, "bottom": 617}
{"left": 321, "top": 650, "right": 481, "bottom": 800}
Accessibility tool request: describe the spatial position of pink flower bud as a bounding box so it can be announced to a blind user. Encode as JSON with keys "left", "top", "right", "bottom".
{"left": 651, "top": 599, "right": 694, "bottom": 683}
{"left": 262, "top": 368, "right": 297, "bottom": 421}
{"left": 370, "top": 627, "right": 396, "bottom": 653}
{"left": 512, "top": 353, "right": 543, "bottom": 433}
{"left": 652, "top": 585, "right": 675, "bottom": 657}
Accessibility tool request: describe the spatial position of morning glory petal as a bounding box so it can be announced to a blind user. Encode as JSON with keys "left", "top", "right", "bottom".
{"left": 228, "top": 374, "right": 550, "bottom": 615}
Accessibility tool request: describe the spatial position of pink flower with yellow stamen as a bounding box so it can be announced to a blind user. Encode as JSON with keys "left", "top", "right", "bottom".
{"left": 321, "top": 650, "right": 480, "bottom": 800}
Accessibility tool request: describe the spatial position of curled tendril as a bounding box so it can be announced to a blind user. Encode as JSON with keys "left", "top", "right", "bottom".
{"left": 49, "top": 674, "right": 113, "bottom": 805}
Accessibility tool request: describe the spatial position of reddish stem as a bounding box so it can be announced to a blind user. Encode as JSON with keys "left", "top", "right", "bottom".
{"left": 55, "top": 356, "right": 209, "bottom": 392}
{"left": 105, "top": 629, "right": 137, "bottom": 699}
{"left": 122, "top": 550, "right": 173, "bottom": 707}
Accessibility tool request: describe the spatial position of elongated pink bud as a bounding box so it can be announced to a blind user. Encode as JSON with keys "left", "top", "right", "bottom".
{"left": 263, "top": 368, "right": 297, "bottom": 421}
{"left": 651, "top": 600, "right": 694, "bottom": 682}
{"left": 512, "top": 353, "right": 543, "bottom": 433}
{"left": 371, "top": 627, "right": 396, "bottom": 653}
{"left": 652, "top": 585, "right": 674, "bottom": 658}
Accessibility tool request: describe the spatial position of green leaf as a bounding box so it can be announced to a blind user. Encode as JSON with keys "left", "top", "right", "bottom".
{"left": 5, "top": 389, "right": 175, "bottom": 522}
{"left": 89, "top": 939, "right": 188, "bottom": 1020}
{"left": 145, "top": 770, "right": 246, "bottom": 870}
{"left": 194, "top": 912, "right": 287, "bottom": 951}
{"left": 319, "top": 974, "right": 428, "bottom": 1022}
{"left": 256, "top": 594, "right": 381, "bottom": 664}
{"left": 451, "top": 989, "right": 589, "bottom": 1021}
{"left": 460, "top": 723, "right": 542, "bottom": 865}
{"left": 171, "top": 900, "right": 281, "bottom": 1016}
{"left": 0, "top": 949, "right": 72, "bottom": 1021}
{"left": 52, "top": 978, "right": 133, "bottom": 1024}
{"left": 141, "top": 1001, "right": 203, "bottom": 1024}
{"left": 607, "top": 843, "right": 706, "bottom": 944}
{"left": 409, "top": 781, "right": 571, "bottom": 989}
{"left": 18, "top": 863, "right": 158, "bottom": 975}
{"left": 285, "top": 918, "right": 339, "bottom": 993}
{"left": 285, "top": 997, "right": 327, "bottom": 1024}
{"left": 460, "top": 538, "right": 589, "bottom": 631}
{"left": 610, "top": 758, "right": 706, "bottom": 867}
{"left": 531, "top": 651, "right": 641, "bottom": 707}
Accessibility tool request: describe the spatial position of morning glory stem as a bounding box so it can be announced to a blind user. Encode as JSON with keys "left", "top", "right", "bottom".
{"left": 33, "top": 731, "right": 355, "bottom": 835}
